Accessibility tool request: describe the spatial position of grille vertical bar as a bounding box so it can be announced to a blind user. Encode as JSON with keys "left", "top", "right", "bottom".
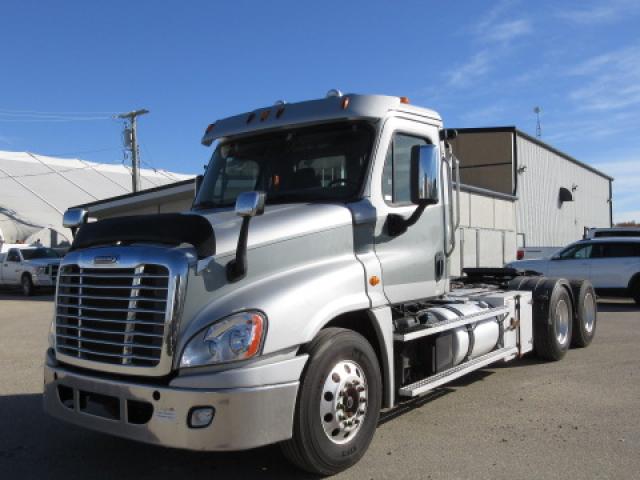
{"left": 55, "top": 264, "right": 170, "bottom": 367}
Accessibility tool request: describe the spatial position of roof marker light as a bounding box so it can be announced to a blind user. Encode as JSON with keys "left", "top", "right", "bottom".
{"left": 205, "top": 123, "right": 216, "bottom": 134}
{"left": 341, "top": 97, "right": 350, "bottom": 110}
{"left": 260, "top": 110, "right": 270, "bottom": 122}
{"left": 400, "top": 96, "right": 410, "bottom": 104}
{"left": 276, "top": 106, "right": 285, "bottom": 118}
{"left": 246, "top": 112, "right": 256, "bottom": 124}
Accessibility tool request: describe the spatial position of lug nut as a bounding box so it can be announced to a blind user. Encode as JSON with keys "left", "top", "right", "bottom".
{"left": 357, "top": 386, "right": 365, "bottom": 392}
{"left": 360, "top": 397, "right": 367, "bottom": 403}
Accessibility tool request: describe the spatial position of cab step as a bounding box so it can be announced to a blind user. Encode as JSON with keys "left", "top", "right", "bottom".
{"left": 393, "top": 306, "right": 510, "bottom": 342}
{"left": 398, "top": 346, "right": 519, "bottom": 397}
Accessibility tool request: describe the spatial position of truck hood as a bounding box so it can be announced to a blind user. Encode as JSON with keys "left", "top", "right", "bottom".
{"left": 194, "top": 203, "right": 354, "bottom": 257}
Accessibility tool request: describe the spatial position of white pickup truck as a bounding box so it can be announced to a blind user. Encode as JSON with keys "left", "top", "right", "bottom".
{"left": 0, "top": 245, "right": 61, "bottom": 295}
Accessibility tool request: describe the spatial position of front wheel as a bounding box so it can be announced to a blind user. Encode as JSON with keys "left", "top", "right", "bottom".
{"left": 21, "top": 274, "right": 34, "bottom": 296}
{"left": 281, "top": 328, "right": 382, "bottom": 476}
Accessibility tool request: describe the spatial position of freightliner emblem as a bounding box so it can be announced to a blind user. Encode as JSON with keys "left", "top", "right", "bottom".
{"left": 93, "top": 255, "right": 119, "bottom": 265}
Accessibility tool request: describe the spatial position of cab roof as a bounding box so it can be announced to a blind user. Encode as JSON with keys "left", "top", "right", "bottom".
{"left": 201, "top": 93, "right": 442, "bottom": 146}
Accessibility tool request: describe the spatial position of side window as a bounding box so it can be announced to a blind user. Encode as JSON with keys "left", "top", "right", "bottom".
{"left": 559, "top": 244, "right": 592, "bottom": 260}
{"left": 382, "top": 133, "right": 428, "bottom": 205}
{"left": 6, "top": 249, "right": 20, "bottom": 262}
{"left": 598, "top": 243, "right": 640, "bottom": 258}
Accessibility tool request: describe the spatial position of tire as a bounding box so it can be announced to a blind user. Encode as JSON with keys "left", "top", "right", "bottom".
{"left": 281, "top": 328, "right": 382, "bottom": 476}
{"left": 569, "top": 280, "right": 597, "bottom": 348}
{"left": 533, "top": 281, "right": 573, "bottom": 361}
{"left": 631, "top": 277, "right": 640, "bottom": 306}
{"left": 21, "top": 274, "right": 34, "bottom": 297}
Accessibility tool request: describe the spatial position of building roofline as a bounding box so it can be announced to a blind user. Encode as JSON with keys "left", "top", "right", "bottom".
{"left": 452, "top": 126, "right": 613, "bottom": 181}
{"left": 72, "top": 178, "right": 195, "bottom": 210}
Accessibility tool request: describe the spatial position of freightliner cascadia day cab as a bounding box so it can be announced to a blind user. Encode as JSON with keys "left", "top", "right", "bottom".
{"left": 44, "top": 92, "right": 597, "bottom": 475}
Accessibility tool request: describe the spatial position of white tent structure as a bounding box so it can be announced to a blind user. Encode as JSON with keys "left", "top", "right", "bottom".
{"left": 0, "top": 150, "right": 192, "bottom": 247}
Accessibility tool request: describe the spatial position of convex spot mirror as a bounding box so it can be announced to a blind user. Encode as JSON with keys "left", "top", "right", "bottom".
{"left": 410, "top": 144, "right": 440, "bottom": 206}
{"left": 235, "top": 191, "right": 266, "bottom": 217}
{"left": 63, "top": 208, "right": 88, "bottom": 229}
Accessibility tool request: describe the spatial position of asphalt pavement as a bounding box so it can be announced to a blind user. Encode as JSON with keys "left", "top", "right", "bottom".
{"left": 0, "top": 292, "right": 638, "bottom": 479}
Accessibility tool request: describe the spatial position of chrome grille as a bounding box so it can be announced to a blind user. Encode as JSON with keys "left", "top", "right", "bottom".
{"left": 55, "top": 264, "right": 170, "bottom": 367}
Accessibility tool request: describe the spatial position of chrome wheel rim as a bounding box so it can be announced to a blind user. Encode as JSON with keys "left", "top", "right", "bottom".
{"left": 583, "top": 293, "right": 596, "bottom": 333}
{"left": 320, "top": 360, "right": 367, "bottom": 444}
{"left": 555, "top": 299, "right": 570, "bottom": 345}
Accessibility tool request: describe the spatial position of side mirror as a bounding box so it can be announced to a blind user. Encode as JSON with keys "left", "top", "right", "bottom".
{"left": 235, "top": 191, "right": 266, "bottom": 217}
{"left": 63, "top": 208, "right": 88, "bottom": 238}
{"left": 410, "top": 144, "right": 439, "bottom": 206}
{"left": 194, "top": 174, "right": 204, "bottom": 197}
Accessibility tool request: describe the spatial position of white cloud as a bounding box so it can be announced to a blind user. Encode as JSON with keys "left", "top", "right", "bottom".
{"left": 447, "top": 50, "right": 492, "bottom": 87}
{"left": 567, "top": 45, "right": 640, "bottom": 111}
{"left": 557, "top": 0, "right": 640, "bottom": 25}
{"left": 485, "top": 19, "right": 532, "bottom": 42}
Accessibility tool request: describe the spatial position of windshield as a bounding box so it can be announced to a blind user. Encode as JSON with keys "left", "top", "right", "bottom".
{"left": 193, "top": 122, "right": 374, "bottom": 209}
{"left": 21, "top": 248, "right": 60, "bottom": 260}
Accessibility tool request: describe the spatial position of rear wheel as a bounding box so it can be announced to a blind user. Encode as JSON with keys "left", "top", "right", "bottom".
{"left": 21, "top": 274, "right": 34, "bottom": 297}
{"left": 632, "top": 277, "right": 640, "bottom": 306}
{"left": 534, "top": 282, "right": 573, "bottom": 361}
{"left": 281, "top": 328, "right": 382, "bottom": 476}
{"left": 570, "top": 280, "right": 597, "bottom": 348}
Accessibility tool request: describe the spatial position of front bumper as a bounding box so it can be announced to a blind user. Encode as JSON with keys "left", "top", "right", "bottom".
{"left": 32, "top": 274, "right": 55, "bottom": 287}
{"left": 44, "top": 353, "right": 305, "bottom": 451}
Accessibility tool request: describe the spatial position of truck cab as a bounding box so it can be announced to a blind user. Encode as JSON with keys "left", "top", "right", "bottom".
{"left": 44, "top": 92, "right": 595, "bottom": 475}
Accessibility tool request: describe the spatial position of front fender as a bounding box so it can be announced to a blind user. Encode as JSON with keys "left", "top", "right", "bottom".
{"left": 176, "top": 226, "right": 371, "bottom": 362}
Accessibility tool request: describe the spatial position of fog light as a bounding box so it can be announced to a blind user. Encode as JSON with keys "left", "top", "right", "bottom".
{"left": 188, "top": 406, "right": 215, "bottom": 428}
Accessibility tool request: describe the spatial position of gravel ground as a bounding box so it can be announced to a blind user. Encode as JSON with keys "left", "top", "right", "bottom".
{"left": 0, "top": 293, "right": 638, "bottom": 479}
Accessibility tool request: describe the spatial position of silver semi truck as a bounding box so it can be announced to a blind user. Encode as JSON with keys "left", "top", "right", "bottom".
{"left": 43, "top": 92, "right": 597, "bottom": 475}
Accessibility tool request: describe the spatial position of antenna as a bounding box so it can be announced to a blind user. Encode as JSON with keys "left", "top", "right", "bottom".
{"left": 533, "top": 106, "right": 542, "bottom": 138}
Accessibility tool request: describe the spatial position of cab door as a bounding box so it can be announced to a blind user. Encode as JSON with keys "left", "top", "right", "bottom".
{"left": 370, "top": 118, "right": 447, "bottom": 304}
{"left": 3, "top": 249, "right": 22, "bottom": 284}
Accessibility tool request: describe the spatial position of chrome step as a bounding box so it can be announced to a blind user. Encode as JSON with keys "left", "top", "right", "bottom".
{"left": 393, "top": 306, "right": 510, "bottom": 342}
{"left": 398, "top": 346, "right": 519, "bottom": 397}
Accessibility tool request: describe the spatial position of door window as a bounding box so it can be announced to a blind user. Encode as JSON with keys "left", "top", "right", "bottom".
{"left": 557, "top": 244, "right": 592, "bottom": 260}
{"left": 6, "top": 249, "right": 20, "bottom": 262}
{"left": 382, "top": 133, "right": 428, "bottom": 205}
{"left": 592, "top": 242, "right": 640, "bottom": 258}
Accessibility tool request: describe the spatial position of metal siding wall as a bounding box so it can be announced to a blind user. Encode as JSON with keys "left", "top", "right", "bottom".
{"left": 515, "top": 135, "right": 611, "bottom": 247}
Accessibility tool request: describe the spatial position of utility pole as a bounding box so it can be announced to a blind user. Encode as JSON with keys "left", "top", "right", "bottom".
{"left": 117, "top": 109, "right": 149, "bottom": 192}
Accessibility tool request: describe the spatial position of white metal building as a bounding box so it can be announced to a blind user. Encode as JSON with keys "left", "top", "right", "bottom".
{"left": 450, "top": 127, "right": 613, "bottom": 249}
{"left": 0, "top": 150, "right": 192, "bottom": 247}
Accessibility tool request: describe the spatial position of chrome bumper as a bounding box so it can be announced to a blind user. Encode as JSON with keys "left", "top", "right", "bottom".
{"left": 43, "top": 353, "right": 306, "bottom": 451}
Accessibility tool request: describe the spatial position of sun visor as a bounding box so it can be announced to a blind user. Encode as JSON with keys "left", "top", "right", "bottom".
{"left": 70, "top": 213, "right": 215, "bottom": 259}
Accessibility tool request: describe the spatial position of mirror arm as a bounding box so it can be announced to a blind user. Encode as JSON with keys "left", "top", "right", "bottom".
{"left": 226, "top": 216, "right": 251, "bottom": 282}
{"left": 387, "top": 201, "right": 433, "bottom": 236}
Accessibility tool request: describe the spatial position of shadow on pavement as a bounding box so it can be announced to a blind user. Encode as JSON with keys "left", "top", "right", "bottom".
{"left": 0, "top": 291, "right": 54, "bottom": 302}
{"left": 597, "top": 299, "right": 639, "bottom": 313}
{"left": 0, "top": 393, "right": 318, "bottom": 479}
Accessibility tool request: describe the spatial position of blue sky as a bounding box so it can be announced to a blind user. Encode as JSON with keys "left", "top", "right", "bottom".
{"left": 1, "top": 0, "right": 638, "bottom": 221}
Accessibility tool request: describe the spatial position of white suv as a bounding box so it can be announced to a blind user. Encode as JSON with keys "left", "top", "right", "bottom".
{"left": 508, "top": 238, "right": 640, "bottom": 304}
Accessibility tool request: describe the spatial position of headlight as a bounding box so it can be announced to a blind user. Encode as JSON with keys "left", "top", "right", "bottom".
{"left": 180, "top": 311, "right": 266, "bottom": 368}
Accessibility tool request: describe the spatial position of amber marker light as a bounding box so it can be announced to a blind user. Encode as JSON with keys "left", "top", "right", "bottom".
{"left": 260, "top": 110, "right": 270, "bottom": 121}
{"left": 400, "top": 96, "right": 410, "bottom": 104}
{"left": 246, "top": 313, "right": 264, "bottom": 358}
{"left": 341, "top": 97, "right": 350, "bottom": 110}
{"left": 369, "top": 275, "right": 380, "bottom": 286}
{"left": 204, "top": 123, "right": 216, "bottom": 134}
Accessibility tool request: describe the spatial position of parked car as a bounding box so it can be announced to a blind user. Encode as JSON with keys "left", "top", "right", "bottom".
{"left": 508, "top": 238, "right": 640, "bottom": 304}
{"left": 0, "top": 246, "right": 61, "bottom": 295}
{"left": 584, "top": 227, "right": 640, "bottom": 239}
